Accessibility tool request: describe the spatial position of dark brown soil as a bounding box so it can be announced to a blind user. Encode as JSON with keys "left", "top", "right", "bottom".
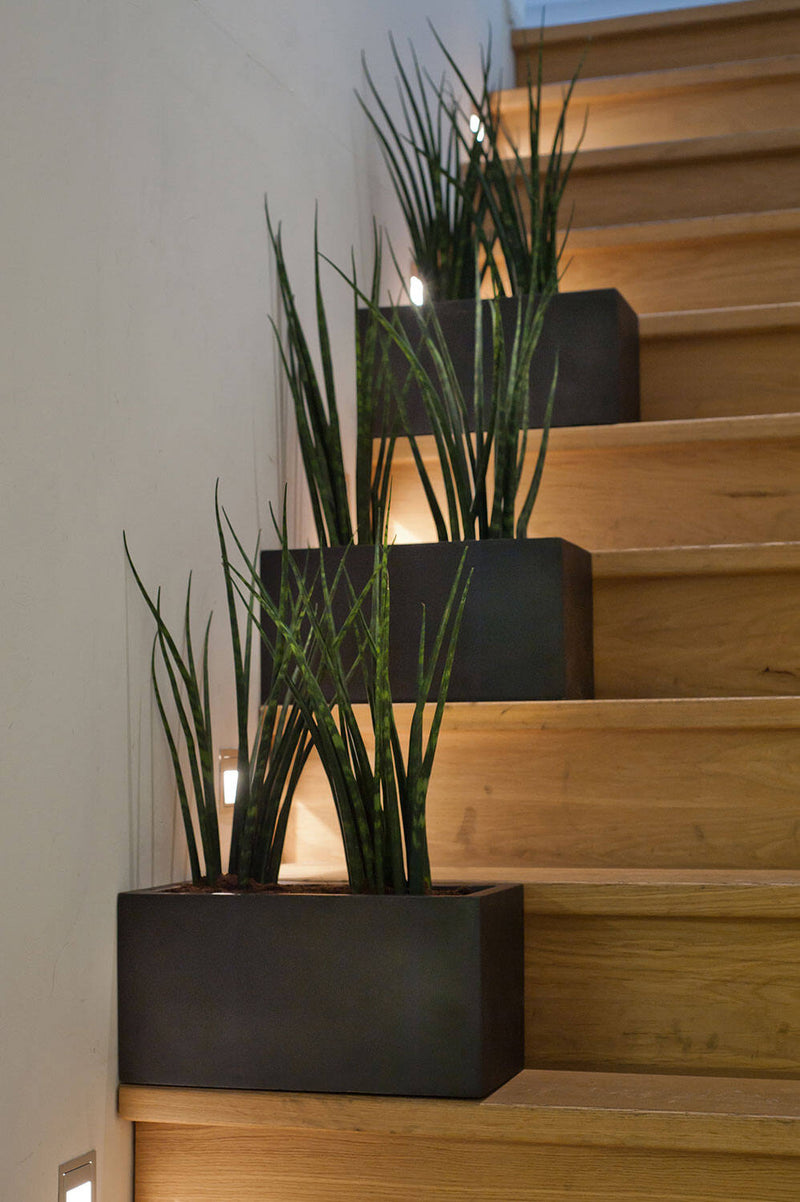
{"left": 166, "top": 877, "right": 476, "bottom": 896}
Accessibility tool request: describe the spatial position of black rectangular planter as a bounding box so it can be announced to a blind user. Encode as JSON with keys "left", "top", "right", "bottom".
{"left": 362, "top": 288, "right": 639, "bottom": 433}
{"left": 260, "top": 538, "right": 593, "bottom": 704}
{"left": 117, "top": 882, "right": 524, "bottom": 1098}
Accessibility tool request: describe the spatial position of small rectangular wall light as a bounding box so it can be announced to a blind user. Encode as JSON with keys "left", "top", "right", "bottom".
{"left": 219, "top": 748, "right": 239, "bottom": 807}
{"left": 58, "top": 1151, "right": 96, "bottom": 1202}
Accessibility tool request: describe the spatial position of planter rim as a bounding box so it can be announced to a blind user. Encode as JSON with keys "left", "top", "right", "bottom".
{"left": 361, "top": 285, "right": 632, "bottom": 311}
{"left": 119, "top": 881, "right": 520, "bottom": 899}
{"left": 277, "top": 536, "right": 581, "bottom": 549}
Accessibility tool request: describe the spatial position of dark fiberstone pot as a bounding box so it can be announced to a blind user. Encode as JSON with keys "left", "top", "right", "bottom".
{"left": 117, "top": 881, "right": 524, "bottom": 1099}
{"left": 360, "top": 288, "right": 639, "bottom": 433}
{"left": 260, "top": 538, "right": 594, "bottom": 705}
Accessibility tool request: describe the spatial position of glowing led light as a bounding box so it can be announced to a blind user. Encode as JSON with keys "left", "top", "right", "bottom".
{"left": 469, "top": 113, "right": 485, "bottom": 142}
{"left": 390, "top": 520, "right": 423, "bottom": 544}
{"left": 409, "top": 275, "right": 424, "bottom": 306}
{"left": 219, "top": 749, "right": 239, "bottom": 808}
{"left": 66, "top": 1184, "right": 92, "bottom": 1202}
{"left": 223, "top": 767, "right": 239, "bottom": 807}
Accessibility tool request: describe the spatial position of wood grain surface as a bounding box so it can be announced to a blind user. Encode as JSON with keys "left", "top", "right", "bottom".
{"left": 120, "top": 1069, "right": 800, "bottom": 1143}
{"left": 282, "top": 698, "right": 800, "bottom": 870}
{"left": 499, "top": 57, "right": 800, "bottom": 153}
{"left": 385, "top": 416, "right": 800, "bottom": 550}
{"left": 557, "top": 130, "right": 800, "bottom": 228}
{"left": 560, "top": 209, "right": 800, "bottom": 311}
{"left": 524, "top": 909, "right": 800, "bottom": 1075}
{"left": 593, "top": 542, "right": 800, "bottom": 696}
{"left": 640, "top": 303, "right": 800, "bottom": 420}
{"left": 513, "top": 0, "right": 800, "bottom": 83}
{"left": 130, "top": 1123, "right": 800, "bottom": 1201}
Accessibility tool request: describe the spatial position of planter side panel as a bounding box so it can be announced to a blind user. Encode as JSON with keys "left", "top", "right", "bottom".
{"left": 362, "top": 289, "right": 640, "bottom": 434}
{"left": 260, "top": 540, "right": 594, "bottom": 704}
{"left": 117, "top": 884, "right": 524, "bottom": 1099}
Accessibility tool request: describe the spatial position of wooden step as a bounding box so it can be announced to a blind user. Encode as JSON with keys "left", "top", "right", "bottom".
{"left": 514, "top": 0, "right": 800, "bottom": 84}
{"left": 594, "top": 542, "right": 800, "bottom": 697}
{"left": 281, "top": 697, "right": 800, "bottom": 871}
{"left": 500, "top": 56, "right": 800, "bottom": 154}
{"left": 560, "top": 209, "right": 800, "bottom": 311}
{"left": 385, "top": 414, "right": 800, "bottom": 550}
{"left": 558, "top": 130, "right": 800, "bottom": 228}
{"left": 121, "top": 1071, "right": 800, "bottom": 1201}
{"left": 639, "top": 303, "right": 800, "bottom": 421}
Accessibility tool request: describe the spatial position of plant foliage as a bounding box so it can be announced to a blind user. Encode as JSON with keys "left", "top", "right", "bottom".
{"left": 266, "top": 203, "right": 397, "bottom": 547}
{"left": 357, "top": 35, "right": 492, "bottom": 302}
{"left": 238, "top": 531, "right": 471, "bottom": 894}
{"left": 332, "top": 253, "right": 558, "bottom": 540}
{"left": 123, "top": 486, "right": 313, "bottom": 886}
{"left": 358, "top": 26, "right": 584, "bottom": 300}
{"left": 431, "top": 26, "right": 586, "bottom": 297}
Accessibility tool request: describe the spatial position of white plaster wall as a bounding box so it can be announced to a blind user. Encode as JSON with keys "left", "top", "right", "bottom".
{"left": 0, "top": 1, "right": 509, "bottom": 1198}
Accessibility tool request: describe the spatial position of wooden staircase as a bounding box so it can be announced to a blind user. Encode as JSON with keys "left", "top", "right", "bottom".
{"left": 120, "top": 1, "right": 800, "bottom": 1196}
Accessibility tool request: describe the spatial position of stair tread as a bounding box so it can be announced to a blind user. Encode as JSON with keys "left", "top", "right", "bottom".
{"left": 299, "top": 694, "right": 800, "bottom": 731}
{"left": 448, "top": 694, "right": 800, "bottom": 729}
{"left": 502, "top": 52, "right": 800, "bottom": 110}
{"left": 563, "top": 206, "right": 800, "bottom": 248}
{"left": 491, "top": 1068, "right": 800, "bottom": 1120}
{"left": 513, "top": 0, "right": 800, "bottom": 88}
{"left": 640, "top": 300, "right": 800, "bottom": 337}
{"left": 397, "top": 694, "right": 800, "bottom": 731}
{"left": 595, "top": 539, "right": 800, "bottom": 577}
{"left": 392, "top": 412, "right": 800, "bottom": 460}
{"left": 564, "top": 126, "right": 800, "bottom": 174}
{"left": 119, "top": 1070, "right": 800, "bottom": 1155}
{"left": 435, "top": 866, "right": 800, "bottom": 914}
{"left": 548, "top": 409, "right": 800, "bottom": 449}
{"left": 513, "top": 0, "right": 800, "bottom": 55}
{"left": 278, "top": 864, "right": 800, "bottom": 915}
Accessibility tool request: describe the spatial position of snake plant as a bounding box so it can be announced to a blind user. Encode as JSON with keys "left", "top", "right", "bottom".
{"left": 266, "top": 204, "right": 398, "bottom": 548}
{"left": 331, "top": 252, "right": 559, "bottom": 540}
{"left": 359, "top": 25, "right": 584, "bottom": 300}
{"left": 124, "top": 485, "right": 312, "bottom": 886}
{"left": 235, "top": 526, "right": 471, "bottom": 894}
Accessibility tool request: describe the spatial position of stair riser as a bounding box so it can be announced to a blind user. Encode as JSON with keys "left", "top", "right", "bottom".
{"left": 641, "top": 321, "right": 800, "bottom": 420}
{"left": 561, "top": 225, "right": 800, "bottom": 311}
{"left": 385, "top": 436, "right": 800, "bottom": 550}
{"left": 595, "top": 566, "right": 800, "bottom": 698}
{"left": 560, "top": 147, "right": 800, "bottom": 228}
{"left": 525, "top": 907, "right": 800, "bottom": 1077}
{"left": 135, "top": 1124, "right": 800, "bottom": 1201}
{"left": 535, "top": 437, "right": 800, "bottom": 549}
{"left": 515, "top": 3, "right": 800, "bottom": 84}
{"left": 285, "top": 714, "right": 800, "bottom": 870}
{"left": 508, "top": 71, "right": 799, "bottom": 154}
